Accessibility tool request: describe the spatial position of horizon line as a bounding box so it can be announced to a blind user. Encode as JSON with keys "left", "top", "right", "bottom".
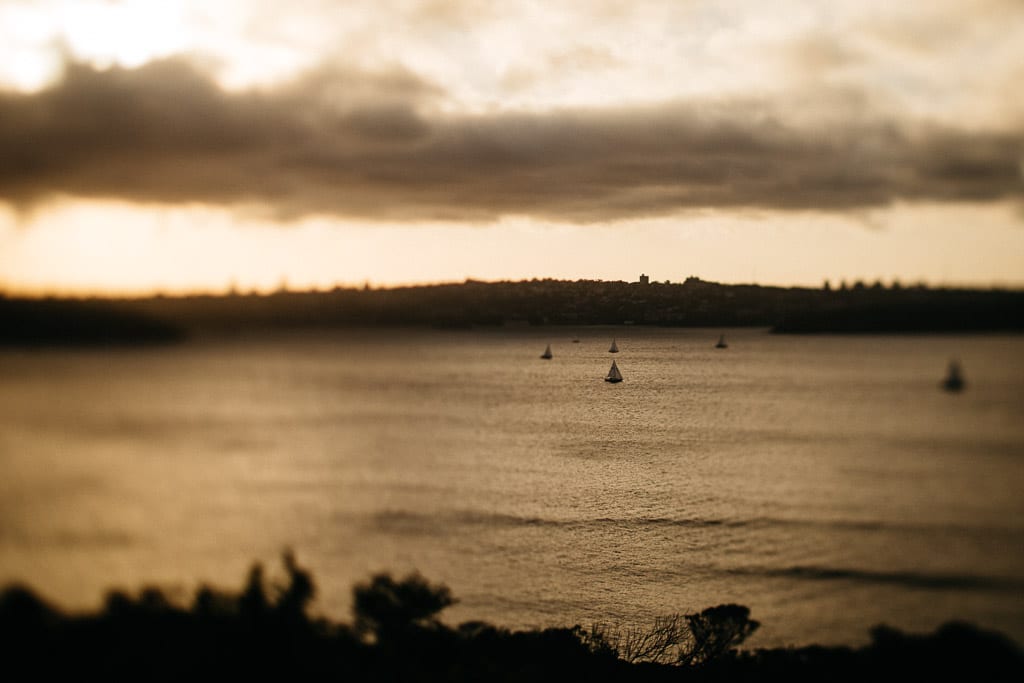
{"left": 4, "top": 275, "right": 1024, "bottom": 301}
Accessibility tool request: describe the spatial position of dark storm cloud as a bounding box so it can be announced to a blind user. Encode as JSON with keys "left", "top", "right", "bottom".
{"left": 0, "top": 58, "right": 1020, "bottom": 222}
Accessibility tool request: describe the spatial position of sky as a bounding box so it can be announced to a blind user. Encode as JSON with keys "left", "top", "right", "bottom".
{"left": 0, "top": 0, "right": 1022, "bottom": 295}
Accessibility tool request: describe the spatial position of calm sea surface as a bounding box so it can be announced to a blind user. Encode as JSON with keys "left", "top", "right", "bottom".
{"left": 1, "top": 327, "right": 1022, "bottom": 647}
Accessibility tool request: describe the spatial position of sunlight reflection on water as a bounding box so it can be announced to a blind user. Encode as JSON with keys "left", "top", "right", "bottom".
{"left": 0, "top": 327, "right": 1022, "bottom": 647}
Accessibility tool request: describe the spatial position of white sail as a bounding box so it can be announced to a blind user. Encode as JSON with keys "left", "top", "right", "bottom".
{"left": 605, "top": 360, "right": 623, "bottom": 383}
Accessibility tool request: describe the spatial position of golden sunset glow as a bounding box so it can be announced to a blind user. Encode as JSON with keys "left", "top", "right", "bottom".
{"left": 1, "top": 0, "right": 1022, "bottom": 294}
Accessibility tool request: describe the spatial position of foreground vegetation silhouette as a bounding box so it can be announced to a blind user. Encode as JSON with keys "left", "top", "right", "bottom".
{"left": 1, "top": 552, "right": 1020, "bottom": 681}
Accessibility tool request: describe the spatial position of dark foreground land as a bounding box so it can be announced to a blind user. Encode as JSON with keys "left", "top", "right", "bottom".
{"left": 2, "top": 553, "right": 1020, "bottom": 682}
{"left": 2, "top": 278, "right": 1024, "bottom": 346}
{"left": 0, "top": 296, "right": 185, "bottom": 347}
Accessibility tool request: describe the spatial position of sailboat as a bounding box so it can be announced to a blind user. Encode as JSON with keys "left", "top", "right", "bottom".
{"left": 609, "top": 339, "right": 619, "bottom": 353}
{"left": 715, "top": 334, "right": 728, "bottom": 349}
{"left": 605, "top": 360, "right": 623, "bottom": 383}
{"left": 540, "top": 344, "right": 553, "bottom": 360}
{"left": 942, "top": 359, "right": 965, "bottom": 392}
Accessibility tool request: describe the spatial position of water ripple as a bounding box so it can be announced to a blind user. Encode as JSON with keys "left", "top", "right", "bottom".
{"left": 726, "top": 565, "right": 1024, "bottom": 592}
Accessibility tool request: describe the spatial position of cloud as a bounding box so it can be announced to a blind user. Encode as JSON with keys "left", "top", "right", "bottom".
{"left": 501, "top": 44, "right": 624, "bottom": 94}
{"left": 0, "top": 57, "right": 1020, "bottom": 223}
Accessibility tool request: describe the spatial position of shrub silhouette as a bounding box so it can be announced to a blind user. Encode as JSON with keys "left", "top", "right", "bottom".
{"left": 239, "top": 562, "right": 270, "bottom": 618}
{"left": 863, "top": 620, "right": 1024, "bottom": 682}
{"left": 274, "top": 549, "right": 316, "bottom": 621}
{"left": 680, "top": 603, "right": 760, "bottom": 665}
{"left": 579, "top": 605, "right": 760, "bottom": 666}
{"left": 578, "top": 614, "right": 690, "bottom": 665}
{"left": 352, "top": 571, "right": 455, "bottom": 641}
{"left": 1, "top": 556, "right": 1021, "bottom": 681}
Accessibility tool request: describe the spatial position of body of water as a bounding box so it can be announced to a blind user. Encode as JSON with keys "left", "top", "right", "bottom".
{"left": 1, "top": 327, "right": 1022, "bottom": 647}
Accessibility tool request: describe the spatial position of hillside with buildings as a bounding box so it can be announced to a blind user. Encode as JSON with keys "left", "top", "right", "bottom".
{"left": 3, "top": 276, "right": 1023, "bottom": 345}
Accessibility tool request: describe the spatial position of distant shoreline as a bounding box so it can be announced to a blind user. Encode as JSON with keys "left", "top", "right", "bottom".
{"left": 2, "top": 278, "right": 1022, "bottom": 345}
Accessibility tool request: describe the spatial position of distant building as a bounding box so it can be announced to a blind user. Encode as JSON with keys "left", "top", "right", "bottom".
{"left": 639, "top": 273, "right": 650, "bottom": 285}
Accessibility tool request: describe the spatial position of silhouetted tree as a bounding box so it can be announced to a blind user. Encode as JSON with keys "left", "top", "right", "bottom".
{"left": 574, "top": 622, "right": 620, "bottom": 659}
{"left": 137, "top": 586, "right": 172, "bottom": 613}
{"left": 108, "top": 586, "right": 188, "bottom": 628}
{"left": 0, "top": 584, "right": 59, "bottom": 631}
{"left": 624, "top": 614, "right": 691, "bottom": 664}
{"left": 1, "top": 563, "right": 1023, "bottom": 681}
{"left": 274, "top": 549, "right": 315, "bottom": 619}
{"left": 680, "top": 603, "right": 760, "bottom": 666}
{"left": 191, "top": 584, "right": 236, "bottom": 618}
{"left": 352, "top": 572, "right": 455, "bottom": 642}
{"left": 239, "top": 562, "right": 269, "bottom": 621}
{"left": 581, "top": 607, "right": 760, "bottom": 668}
